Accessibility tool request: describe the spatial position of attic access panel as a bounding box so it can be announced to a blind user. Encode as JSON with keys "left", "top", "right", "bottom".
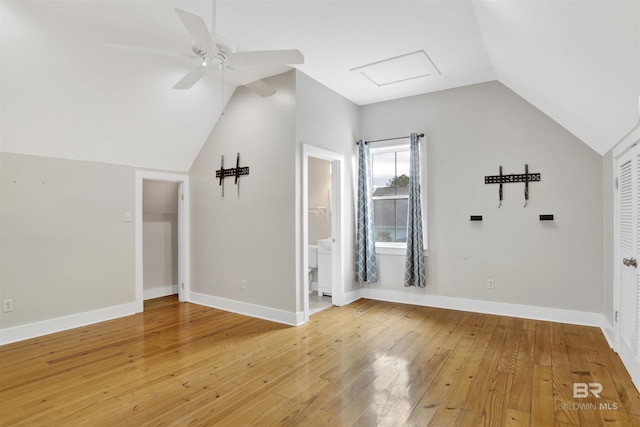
{"left": 350, "top": 50, "right": 441, "bottom": 87}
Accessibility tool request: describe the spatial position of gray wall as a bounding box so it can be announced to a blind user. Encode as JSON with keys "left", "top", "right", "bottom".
{"left": 295, "top": 70, "right": 360, "bottom": 306}
{"left": 360, "top": 81, "right": 604, "bottom": 313}
{"left": 0, "top": 74, "right": 611, "bottom": 335}
{"left": 0, "top": 152, "right": 135, "bottom": 327}
{"left": 189, "top": 70, "right": 360, "bottom": 316}
{"left": 189, "top": 71, "right": 297, "bottom": 312}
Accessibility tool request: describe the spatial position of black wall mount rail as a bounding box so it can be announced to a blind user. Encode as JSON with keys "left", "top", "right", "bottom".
{"left": 485, "top": 164, "right": 540, "bottom": 207}
{"left": 216, "top": 153, "right": 249, "bottom": 197}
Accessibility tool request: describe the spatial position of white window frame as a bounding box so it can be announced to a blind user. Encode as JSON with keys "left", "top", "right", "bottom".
{"left": 369, "top": 139, "right": 427, "bottom": 256}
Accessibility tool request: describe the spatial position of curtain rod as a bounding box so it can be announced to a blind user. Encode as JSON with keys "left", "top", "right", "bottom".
{"left": 358, "top": 133, "right": 424, "bottom": 144}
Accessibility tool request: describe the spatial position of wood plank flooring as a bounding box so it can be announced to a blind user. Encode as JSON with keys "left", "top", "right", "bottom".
{"left": 1, "top": 296, "right": 639, "bottom": 426}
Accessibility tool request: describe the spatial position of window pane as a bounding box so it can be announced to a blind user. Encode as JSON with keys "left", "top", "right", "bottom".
{"left": 373, "top": 199, "right": 408, "bottom": 243}
{"left": 370, "top": 146, "right": 412, "bottom": 245}
{"left": 395, "top": 198, "right": 408, "bottom": 242}
{"left": 374, "top": 199, "right": 395, "bottom": 242}
{"left": 371, "top": 148, "right": 410, "bottom": 197}
{"left": 395, "top": 149, "right": 410, "bottom": 196}
{"left": 371, "top": 152, "right": 396, "bottom": 196}
{"left": 396, "top": 150, "right": 410, "bottom": 177}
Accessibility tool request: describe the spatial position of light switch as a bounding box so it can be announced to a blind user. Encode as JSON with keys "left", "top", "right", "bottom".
{"left": 124, "top": 211, "right": 132, "bottom": 222}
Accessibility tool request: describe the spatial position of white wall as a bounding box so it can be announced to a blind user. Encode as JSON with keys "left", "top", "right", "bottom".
{"left": 189, "top": 71, "right": 297, "bottom": 314}
{"left": 360, "top": 81, "right": 604, "bottom": 313}
{"left": 0, "top": 153, "right": 136, "bottom": 328}
{"left": 295, "top": 70, "right": 360, "bottom": 308}
{"left": 1, "top": 0, "right": 222, "bottom": 172}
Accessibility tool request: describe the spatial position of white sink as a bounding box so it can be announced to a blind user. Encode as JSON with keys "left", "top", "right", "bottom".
{"left": 317, "top": 238, "right": 333, "bottom": 251}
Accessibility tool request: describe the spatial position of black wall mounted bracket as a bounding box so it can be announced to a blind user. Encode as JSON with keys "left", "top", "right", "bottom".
{"left": 216, "top": 153, "right": 249, "bottom": 198}
{"left": 485, "top": 164, "right": 541, "bottom": 207}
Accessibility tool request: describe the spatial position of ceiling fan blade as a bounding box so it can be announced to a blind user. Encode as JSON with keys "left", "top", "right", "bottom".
{"left": 243, "top": 79, "right": 277, "bottom": 97}
{"left": 229, "top": 49, "right": 304, "bottom": 66}
{"left": 233, "top": 68, "right": 276, "bottom": 97}
{"left": 173, "top": 67, "right": 207, "bottom": 90}
{"left": 174, "top": 8, "right": 218, "bottom": 56}
{"left": 105, "top": 43, "right": 198, "bottom": 59}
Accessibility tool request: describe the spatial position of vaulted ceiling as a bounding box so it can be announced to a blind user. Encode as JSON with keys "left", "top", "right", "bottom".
{"left": 1, "top": 0, "right": 638, "bottom": 171}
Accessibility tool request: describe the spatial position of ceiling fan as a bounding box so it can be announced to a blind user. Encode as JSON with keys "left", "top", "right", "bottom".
{"left": 106, "top": 7, "right": 304, "bottom": 96}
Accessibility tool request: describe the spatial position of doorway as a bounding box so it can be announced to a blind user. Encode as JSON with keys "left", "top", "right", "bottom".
{"left": 135, "top": 171, "right": 190, "bottom": 312}
{"left": 142, "top": 180, "right": 179, "bottom": 300}
{"left": 302, "top": 145, "right": 344, "bottom": 322}
{"left": 307, "top": 157, "right": 333, "bottom": 314}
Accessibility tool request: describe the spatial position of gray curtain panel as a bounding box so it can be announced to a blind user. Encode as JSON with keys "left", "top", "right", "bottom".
{"left": 405, "top": 133, "right": 426, "bottom": 287}
{"left": 355, "top": 140, "right": 378, "bottom": 283}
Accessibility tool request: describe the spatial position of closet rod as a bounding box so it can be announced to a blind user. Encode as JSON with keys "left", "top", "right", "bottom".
{"left": 358, "top": 133, "right": 424, "bottom": 144}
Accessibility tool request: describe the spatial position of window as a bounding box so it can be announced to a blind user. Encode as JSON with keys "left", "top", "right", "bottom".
{"left": 371, "top": 144, "right": 411, "bottom": 247}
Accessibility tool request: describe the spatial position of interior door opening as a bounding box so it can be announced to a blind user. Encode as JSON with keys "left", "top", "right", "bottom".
{"left": 307, "top": 156, "right": 333, "bottom": 315}
{"left": 142, "top": 180, "right": 180, "bottom": 301}
{"left": 135, "top": 171, "right": 190, "bottom": 312}
{"left": 302, "top": 145, "right": 344, "bottom": 322}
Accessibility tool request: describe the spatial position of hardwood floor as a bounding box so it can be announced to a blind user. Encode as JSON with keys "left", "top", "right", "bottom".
{"left": 1, "top": 296, "right": 639, "bottom": 426}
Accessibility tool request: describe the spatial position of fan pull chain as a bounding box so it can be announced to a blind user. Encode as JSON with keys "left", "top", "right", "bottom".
{"left": 211, "top": 0, "right": 217, "bottom": 35}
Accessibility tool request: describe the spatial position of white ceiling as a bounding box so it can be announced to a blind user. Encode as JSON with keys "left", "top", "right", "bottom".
{"left": 1, "top": 0, "right": 639, "bottom": 171}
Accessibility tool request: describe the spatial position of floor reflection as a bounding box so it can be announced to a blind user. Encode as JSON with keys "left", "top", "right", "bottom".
{"left": 309, "top": 291, "right": 332, "bottom": 315}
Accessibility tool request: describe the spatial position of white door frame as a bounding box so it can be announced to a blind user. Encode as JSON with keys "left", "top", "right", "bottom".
{"left": 302, "top": 144, "right": 345, "bottom": 322}
{"left": 135, "top": 170, "right": 190, "bottom": 312}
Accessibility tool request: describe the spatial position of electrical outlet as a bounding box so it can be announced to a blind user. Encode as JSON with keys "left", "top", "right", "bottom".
{"left": 487, "top": 279, "right": 495, "bottom": 290}
{"left": 3, "top": 299, "right": 14, "bottom": 312}
{"left": 240, "top": 279, "right": 246, "bottom": 290}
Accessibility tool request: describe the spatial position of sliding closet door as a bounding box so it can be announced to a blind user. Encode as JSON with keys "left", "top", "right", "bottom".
{"left": 616, "top": 146, "right": 640, "bottom": 390}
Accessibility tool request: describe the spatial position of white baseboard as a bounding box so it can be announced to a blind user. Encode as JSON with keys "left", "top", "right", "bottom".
{"left": 342, "top": 288, "right": 362, "bottom": 306}
{"left": 189, "top": 292, "right": 299, "bottom": 326}
{"left": 0, "top": 302, "right": 138, "bottom": 346}
{"left": 0, "top": 288, "right": 612, "bottom": 347}
{"left": 360, "top": 288, "right": 608, "bottom": 330}
{"left": 295, "top": 311, "right": 305, "bottom": 326}
{"left": 601, "top": 319, "right": 615, "bottom": 349}
{"left": 144, "top": 285, "right": 179, "bottom": 300}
